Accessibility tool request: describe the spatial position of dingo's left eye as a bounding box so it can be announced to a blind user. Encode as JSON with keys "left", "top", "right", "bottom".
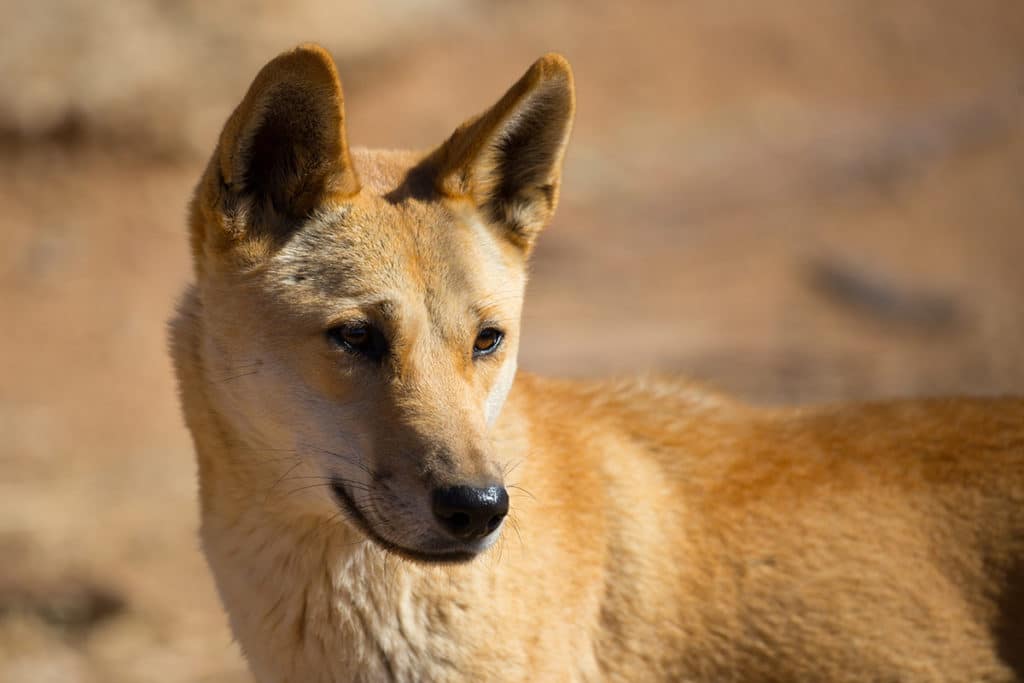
{"left": 473, "top": 328, "right": 504, "bottom": 357}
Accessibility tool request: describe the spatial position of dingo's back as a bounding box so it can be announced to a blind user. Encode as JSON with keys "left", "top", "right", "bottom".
{"left": 171, "top": 44, "right": 1024, "bottom": 682}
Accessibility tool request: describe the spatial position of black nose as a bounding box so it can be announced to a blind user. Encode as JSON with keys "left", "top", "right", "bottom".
{"left": 432, "top": 485, "right": 509, "bottom": 541}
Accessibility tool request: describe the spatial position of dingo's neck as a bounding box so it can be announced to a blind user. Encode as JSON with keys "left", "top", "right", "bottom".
{"left": 200, "top": 490, "right": 422, "bottom": 683}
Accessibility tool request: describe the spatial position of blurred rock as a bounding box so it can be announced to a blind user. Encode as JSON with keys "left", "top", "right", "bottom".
{"left": 0, "top": 575, "right": 125, "bottom": 634}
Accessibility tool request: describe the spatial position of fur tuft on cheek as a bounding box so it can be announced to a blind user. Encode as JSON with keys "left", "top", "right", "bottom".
{"left": 485, "top": 357, "right": 518, "bottom": 426}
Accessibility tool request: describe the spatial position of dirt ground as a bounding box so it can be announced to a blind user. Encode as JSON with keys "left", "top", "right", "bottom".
{"left": 2, "top": 1, "right": 1023, "bottom": 680}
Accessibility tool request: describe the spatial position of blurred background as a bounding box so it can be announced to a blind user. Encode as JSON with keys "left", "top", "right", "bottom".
{"left": 1, "top": 1, "right": 1023, "bottom": 680}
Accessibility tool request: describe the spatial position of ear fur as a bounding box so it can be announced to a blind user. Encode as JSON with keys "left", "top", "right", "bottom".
{"left": 197, "top": 43, "right": 359, "bottom": 259}
{"left": 433, "top": 54, "right": 575, "bottom": 251}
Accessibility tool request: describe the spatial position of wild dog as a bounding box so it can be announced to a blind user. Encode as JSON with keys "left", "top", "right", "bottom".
{"left": 170, "top": 44, "right": 1024, "bottom": 682}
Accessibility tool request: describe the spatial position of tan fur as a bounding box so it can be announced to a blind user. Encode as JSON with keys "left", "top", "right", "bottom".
{"left": 170, "top": 44, "right": 1024, "bottom": 682}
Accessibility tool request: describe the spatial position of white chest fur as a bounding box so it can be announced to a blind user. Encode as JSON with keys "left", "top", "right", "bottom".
{"left": 201, "top": 510, "right": 463, "bottom": 683}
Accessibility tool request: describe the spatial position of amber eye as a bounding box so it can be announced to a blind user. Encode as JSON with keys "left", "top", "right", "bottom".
{"left": 326, "top": 323, "right": 387, "bottom": 362}
{"left": 473, "top": 328, "right": 504, "bottom": 357}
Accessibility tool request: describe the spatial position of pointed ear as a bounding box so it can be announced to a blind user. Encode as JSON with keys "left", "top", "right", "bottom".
{"left": 433, "top": 54, "right": 575, "bottom": 252}
{"left": 211, "top": 44, "right": 359, "bottom": 242}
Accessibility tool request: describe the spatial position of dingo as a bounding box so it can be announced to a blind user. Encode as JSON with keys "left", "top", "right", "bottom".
{"left": 171, "top": 44, "right": 1024, "bottom": 682}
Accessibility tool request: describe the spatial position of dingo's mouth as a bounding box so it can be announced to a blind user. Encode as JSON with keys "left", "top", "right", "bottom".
{"left": 329, "top": 479, "right": 480, "bottom": 565}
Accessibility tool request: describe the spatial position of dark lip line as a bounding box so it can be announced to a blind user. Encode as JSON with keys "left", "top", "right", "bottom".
{"left": 329, "top": 479, "right": 478, "bottom": 565}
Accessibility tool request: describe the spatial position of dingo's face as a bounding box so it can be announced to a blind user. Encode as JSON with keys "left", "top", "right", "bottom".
{"left": 190, "top": 46, "right": 573, "bottom": 562}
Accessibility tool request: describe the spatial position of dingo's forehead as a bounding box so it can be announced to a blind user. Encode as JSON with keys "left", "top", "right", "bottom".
{"left": 264, "top": 181, "right": 525, "bottom": 333}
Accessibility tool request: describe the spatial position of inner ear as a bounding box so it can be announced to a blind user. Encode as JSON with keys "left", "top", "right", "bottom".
{"left": 434, "top": 54, "right": 575, "bottom": 251}
{"left": 242, "top": 84, "right": 343, "bottom": 217}
{"left": 218, "top": 44, "right": 359, "bottom": 225}
{"left": 485, "top": 86, "right": 570, "bottom": 231}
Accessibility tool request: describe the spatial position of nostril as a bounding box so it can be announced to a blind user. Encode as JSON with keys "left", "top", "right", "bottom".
{"left": 432, "top": 485, "right": 509, "bottom": 541}
{"left": 448, "top": 512, "right": 471, "bottom": 532}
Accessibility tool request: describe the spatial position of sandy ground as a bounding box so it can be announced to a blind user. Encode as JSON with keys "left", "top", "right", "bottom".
{"left": 2, "top": 1, "right": 1023, "bottom": 680}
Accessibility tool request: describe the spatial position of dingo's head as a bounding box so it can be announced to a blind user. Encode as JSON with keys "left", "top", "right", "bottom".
{"left": 186, "top": 45, "right": 573, "bottom": 562}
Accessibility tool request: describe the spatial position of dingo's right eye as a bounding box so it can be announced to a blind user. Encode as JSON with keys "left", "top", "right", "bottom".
{"left": 326, "top": 323, "right": 387, "bottom": 362}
